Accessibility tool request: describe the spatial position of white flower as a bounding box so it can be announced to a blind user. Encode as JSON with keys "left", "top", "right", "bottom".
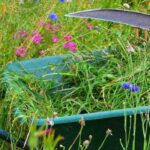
{"left": 66, "top": 0, "right": 72, "bottom": 2}
{"left": 19, "top": 0, "right": 24, "bottom": 4}
{"left": 123, "top": 3, "right": 130, "bottom": 9}
{"left": 127, "top": 44, "right": 135, "bottom": 52}
{"left": 47, "top": 118, "right": 54, "bottom": 126}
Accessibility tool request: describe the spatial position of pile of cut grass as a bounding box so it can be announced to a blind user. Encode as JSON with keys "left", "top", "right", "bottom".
{"left": 2, "top": 48, "right": 150, "bottom": 119}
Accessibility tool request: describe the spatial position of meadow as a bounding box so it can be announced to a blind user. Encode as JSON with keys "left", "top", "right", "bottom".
{"left": 0, "top": 0, "right": 150, "bottom": 149}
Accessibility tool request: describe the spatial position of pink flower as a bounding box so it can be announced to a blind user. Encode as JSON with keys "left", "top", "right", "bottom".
{"left": 13, "top": 34, "right": 17, "bottom": 39}
{"left": 32, "top": 30, "right": 39, "bottom": 35}
{"left": 34, "top": 129, "right": 52, "bottom": 136}
{"left": 16, "top": 47, "right": 27, "bottom": 57}
{"left": 69, "top": 46, "right": 77, "bottom": 51}
{"left": 127, "top": 44, "right": 135, "bottom": 52}
{"left": 19, "top": 30, "right": 28, "bottom": 37}
{"left": 63, "top": 41, "right": 77, "bottom": 52}
{"left": 64, "top": 34, "right": 71, "bottom": 41}
{"left": 52, "top": 36, "right": 59, "bottom": 43}
{"left": 38, "top": 50, "right": 45, "bottom": 56}
{"left": 39, "top": 20, "right": 45, "bottom": 26}
{"left": 49, "top": 25, "right": 58, "bottom": 33}
{"left": 45, "top": 23, "right": 51, "bottom": 29}
{"left": 32, "top": 34, "right": 42, "bottom": 44}
{"left": 83, "top": 140, "right": 90, "bottom": 147}
{"left": 50, "top": 28, "right": 57, "bottom": 33}
{"left": 86, "top": 23, "right": 93, "bottom": 30}
{"left": 13, "top": 29, "right": 27, "bottom": 39}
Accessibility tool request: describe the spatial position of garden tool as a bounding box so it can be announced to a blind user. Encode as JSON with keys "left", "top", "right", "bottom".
{"left": 66, "top": 9, "right": 150, "bottom": 41}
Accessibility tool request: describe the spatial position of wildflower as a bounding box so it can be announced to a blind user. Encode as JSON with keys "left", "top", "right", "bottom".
{"left": 79, "top": 117, "right": 85, "bottom": 126}
{"left": 53, "top": 112, "right": 58, "bottom": 118}
{"left": 63, "top": 43, "right": 68, "bottom": 49}
{"left": 83, "top": 140, "right": 90, "bottom": 147}
{"left": 32, "top": 33, "right": 42, "bottom": 44}
{"left": 127, "top": 44, "right": 135, "bottom": 52}
{"left": 50, "top": 28, "right": 57, "bottom": 33}
{"left": 130, "top": 85, "right": 140, "bottom": 92}
{"left": 59, "top": 145, "right": 65, "bottom": 148}
{"left": 47, "top": 118, "right": 54, "bottom": 126}
{"left": 89, "top": 135, "right": 92, "bottom": 140}
{"left": 32, "top": 30, "right": 39, "bottom": 35}
{"left": 123, "top": 3, "right": 130, "bottom": 9}
{"left": 63, "top": 41, "right": 77, "bottom": 51}
{"left": 122, "top": 82, "right": 140, "bottom": 92}
{"left": 19, "top": 0, "right": 24, "bottom": 4}
{"left": 45, "top": 23, "right": 51, "bottom": 29}
{"left": 49, "top": 25, "right": 60, "bottom": 33}
{"left": 52, "top": 36, "right": 59, "bottom": 43}
{"left": 60, "top": 0, "right": 65, "bottom": 2}
{"left": 19, "top": 29, "right": 27, "bottom": 37}
{"left": 106, "top": 128, "right": 113, "bottom": 136}
{"left": 34, "top": 128, "right": 52, "bottom": 136}
{"left": 49, "top": 13, "right": 58, "bottom": 22}
{"left": 13, "top": 34, "right": 17, "bottom": 39}
{"left": 64, "top": 34, "right": 71, "bottom": 41}
{"left": 38, "top": 50, "right": 45, "bottom": 56}
{"left": 66, "top": 0, "right": 72, "bottom": 2}
{"left": 53, "top": 25, "right": 59, "bottom": 30}
{"left": 122, "top": 83, "right": 133, "bottom": 89}
{"left": 86, "top": 23, "right": 93, "bottom": 30}
{"left": 39, "top": 20, "right": 45, "bottom": 26}
{"left": 13, "top": 29, "right": 27, "bottom": 39}
{"left": 16, "top": 47, "right": 27, "bottom": 57}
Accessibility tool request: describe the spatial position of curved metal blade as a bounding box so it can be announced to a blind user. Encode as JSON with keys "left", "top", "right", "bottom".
{"left": 65, "top": 9, "right": 150, "bottom": 30}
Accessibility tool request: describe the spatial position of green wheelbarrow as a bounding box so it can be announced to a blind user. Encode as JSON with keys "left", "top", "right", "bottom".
{"left": 1, "top": 9, "right": 150, "bottom": 150}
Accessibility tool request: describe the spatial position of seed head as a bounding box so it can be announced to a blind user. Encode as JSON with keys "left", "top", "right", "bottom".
{"left": 106, "top": 128, "right": 113, "bottom": 136}
{"left": 79, "top": 117, "right": 85, "bottom": 126}
{"left": 83, "top": 140, "right": 90, "bottom": 147}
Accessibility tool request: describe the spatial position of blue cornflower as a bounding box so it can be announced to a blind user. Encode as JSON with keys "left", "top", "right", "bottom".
{"left": 49, "top": 13, "right": 58, "bottom": 22}
{"left": 122, "top": 82, "right": 140, "bottom": 92}
{"left": 122, "top": 83, "right": 132, "bottom": 89}
{"left": 60, "top": 0, "right": 65, "bottom": 2}
{"left": 130, "top": 86, "right": 140, "bottom": 92}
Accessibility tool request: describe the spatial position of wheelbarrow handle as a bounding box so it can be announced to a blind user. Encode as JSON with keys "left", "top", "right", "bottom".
{"left": 0, "top": 128, "right": 29, "bottom": 150}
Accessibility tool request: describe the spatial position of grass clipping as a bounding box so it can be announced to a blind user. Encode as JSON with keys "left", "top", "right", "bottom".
{"left": 3, "top": 50, "right": 150, "bottom": 119}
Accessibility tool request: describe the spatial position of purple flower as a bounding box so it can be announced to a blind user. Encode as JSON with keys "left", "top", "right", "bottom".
{"left": 63, "top": 41, "right": 77, "bottom": 51}
{"left": 130, "top": 86, "right": 140, "bottom": 92}
{"left": 122, "top": 82, "right": 140, "bottom": 92}
{"left": 32, "top": 33, "right": 42, "bottom": 44}
{"left": 49, "top": 13, "right": 58, "bottom": 22}
{"left": 16, "top": 47, "right": 27, "bottom": 57}
{"left": 60, "top": 0, "right": 65, "bottom": 2}
{"left": 122, "top": 83, "right": 133, "bottom": 89}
